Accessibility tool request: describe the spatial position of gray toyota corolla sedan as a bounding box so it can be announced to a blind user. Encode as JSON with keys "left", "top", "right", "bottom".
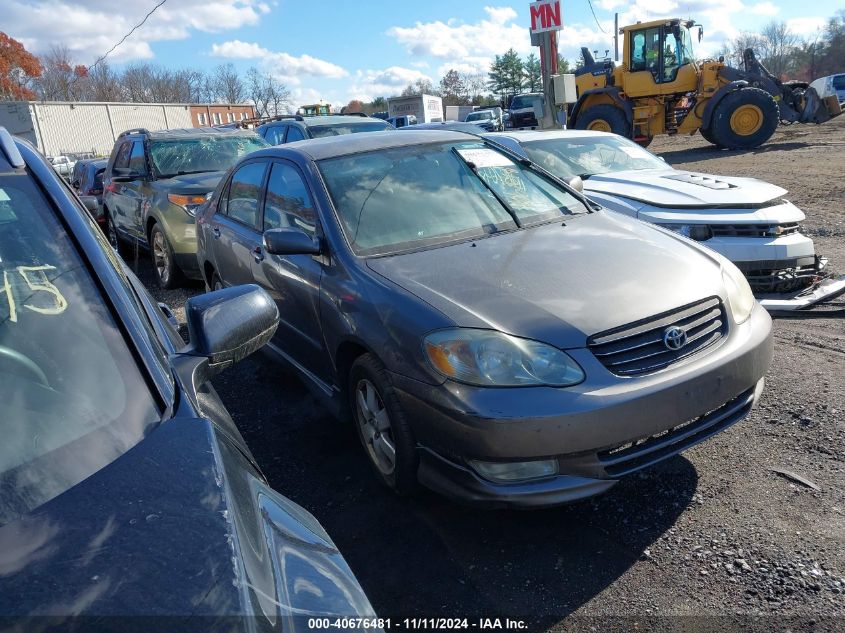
{"left": 196, "top": 130, "right": 773, "bottom": 508}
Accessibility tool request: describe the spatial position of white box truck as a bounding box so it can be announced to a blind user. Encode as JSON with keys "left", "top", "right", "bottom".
{"left": 387, "top": 94, "right": 444, "bottom": 125}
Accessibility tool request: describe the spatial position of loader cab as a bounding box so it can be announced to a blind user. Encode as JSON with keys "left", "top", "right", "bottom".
{"left": 624, "top": 20, "right": 697, "bottom": 96}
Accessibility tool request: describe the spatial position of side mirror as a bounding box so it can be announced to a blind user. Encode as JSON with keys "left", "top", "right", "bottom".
{"left": 183, "top": 284, "right": 279, "bottom": 379}
{"left": 79, "top": 195, "right": 99, "bottom": 213}
{"left": 567, "top": 176, "right": 584, "bottom": 193}
{"left": 264, "top": 228, "right": 321, "bottom": 256}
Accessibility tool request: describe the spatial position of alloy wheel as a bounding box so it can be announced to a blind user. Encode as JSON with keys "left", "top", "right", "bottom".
{"left": 355, "top": 378, "right": 396, "bottom": 475}
{"left": 152, "top": 230, "right": 170, "bottom": 286}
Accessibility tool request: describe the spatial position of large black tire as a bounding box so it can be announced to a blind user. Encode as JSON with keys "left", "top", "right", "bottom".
{"left": 349, "top": 353, "right": 419, "bottom": 496}
{"left": 699, "top": 126, "right": 720, "bottom": 147}
{"left": 710, "top": 87, "right": 779, "bottom": 149}
{"left": 149, "top": 223, "right": 183, "bottom": 289}
{"left": 574, "top": 104, "right": 631, "bottom": 137}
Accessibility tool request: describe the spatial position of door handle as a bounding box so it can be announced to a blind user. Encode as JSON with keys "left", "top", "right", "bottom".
{"left": 252, "top": 246, "right": 264, "bottom": 263}
{"left": 211, "top": 226, "right": 220, "bottom": 238}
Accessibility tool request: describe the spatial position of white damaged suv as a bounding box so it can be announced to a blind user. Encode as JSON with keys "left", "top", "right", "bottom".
{"left": 487, "top": 130, "right": 845, "bottom": 310}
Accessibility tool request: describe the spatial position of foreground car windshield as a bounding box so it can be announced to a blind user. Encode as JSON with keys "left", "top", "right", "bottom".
{"left": 150, "top": 135, "right": 268, "bottom": 177}
{"left": 309, "top": 122, "right": 392, "bottom": 138}
{"left": 0, "top": 175, "right": 160, "bottom": 525}
{"left": 319, "top": 141, "right": 585, "bottom": 256}
{"left": 523, "top": 135, "right": 667, "bottom": 179}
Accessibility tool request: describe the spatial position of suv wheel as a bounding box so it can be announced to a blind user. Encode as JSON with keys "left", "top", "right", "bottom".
{"left": 349, "top": 353, "right": 419, "bottom": 495}
{"left": 104, "top": 210, "right": 120, "bottom": 252}
{"left": 150, "top": 223, "right": 181, "bottom": 289}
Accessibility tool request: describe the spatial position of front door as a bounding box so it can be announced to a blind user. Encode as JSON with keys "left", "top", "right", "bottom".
{"left": 254, "top": 160, "right": 329, "bottom": 382}
{"left": 210, "top": 161, "right": 268, "bottom": 287}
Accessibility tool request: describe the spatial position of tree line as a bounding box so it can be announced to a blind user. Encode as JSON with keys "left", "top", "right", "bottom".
{"left": 718, "top": 12, "right": 844, "bottom": 81}
{"left": 0, "top": 36, "right": 290, "bottom": 117}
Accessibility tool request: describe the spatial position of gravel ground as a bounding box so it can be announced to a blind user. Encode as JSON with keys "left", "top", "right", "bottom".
{"left": 134, "top": 117, "right": 845, "bottom": 632}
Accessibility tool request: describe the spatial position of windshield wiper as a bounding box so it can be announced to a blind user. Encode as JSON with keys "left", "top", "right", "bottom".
{"left": 451, "top": 147, "right": 522, "bottom": 228}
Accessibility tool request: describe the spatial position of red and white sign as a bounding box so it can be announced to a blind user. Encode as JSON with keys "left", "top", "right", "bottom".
{"left": 529, "top": 0, "right": 562, "bottom": 34}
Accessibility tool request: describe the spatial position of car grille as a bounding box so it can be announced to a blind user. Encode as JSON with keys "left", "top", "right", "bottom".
{"left": 710, "top": 222, "right": 799, "bottom": 238}
{"left": 588, "top": 297, "right": 727, "bottom": 377}
{"left": 597, "top": 386, "right": 756, "bottom": 477}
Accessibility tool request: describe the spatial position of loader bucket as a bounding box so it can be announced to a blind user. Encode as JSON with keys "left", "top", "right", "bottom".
{"left": 795, "top": 86, "right": 841, "bottom": 124}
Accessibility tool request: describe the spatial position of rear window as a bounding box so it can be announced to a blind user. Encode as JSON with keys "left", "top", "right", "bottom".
{"left": 150, "top": 134, "right": 268, "bottom": 178}
{"left": 833, "top": 75, "right": 845, "bottom": 90}
{"left": 0, "top": 174, "right": 160, "bottom": 525}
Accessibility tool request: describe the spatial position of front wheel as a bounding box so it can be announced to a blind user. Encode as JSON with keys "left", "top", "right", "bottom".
{"left": 104, "top": 210, "right": 121, "bottom": 252}
{"left": 349, "top": 354, "right": 419, "bottom": 495}
{"left": 710, "top": 87, "right": 779, "bottom": 149}
{"left": 574, "top": 104, "right": 631, "bottom": 137}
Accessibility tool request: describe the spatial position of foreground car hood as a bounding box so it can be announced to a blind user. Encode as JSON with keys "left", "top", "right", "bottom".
{"left": 584, "top": 168, "right": 786, "bottom": 207}
{"left": 158, "top": 170, "right": 227, "bottom": 195}
{"left": 0, "top": 417, "right": 373, "bottom": 623}
{"left": 367, "top": 212, "right": 724, "bottom": 348}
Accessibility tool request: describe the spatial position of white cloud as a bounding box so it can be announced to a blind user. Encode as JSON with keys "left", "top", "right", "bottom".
{"left": 347, "top": 66, "right": 433, "bottom": 103}
{"left": 748, "top": 2, "right": 780, "bottom": 16}
{"left": 786, "top": 17, "right": 827, "bottom": 35}
{"left": 210, "top": 40, "right": 348, "bottom": 83}
{"left": 387, "top": 6, "right": 534, "bottom": 59}
{"left": 436, "top": 57, "right": 494, "bottom": 78}
{"left": 3, "top": 0, "right": 266, "bottom": 64}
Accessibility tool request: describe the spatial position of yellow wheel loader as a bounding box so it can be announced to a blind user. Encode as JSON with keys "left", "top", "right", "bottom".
{"left": 569, "top": 18, "right": 842, "bottom": 149}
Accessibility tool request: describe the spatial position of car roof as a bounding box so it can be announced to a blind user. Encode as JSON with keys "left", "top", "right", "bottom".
{"left": 486, "top": 130, "right": 615, "bottom": 143}
{"left": 261, "top": 116, "right": 387, "bottom": 128}
{"left": 123, "top": 127, "right": 259, "bottom": 140}
{"left": 250, "top": 129, "right": 478, "bottom": 161}
{"left": 406, "top": 122, "right": 484, "bottom": 134}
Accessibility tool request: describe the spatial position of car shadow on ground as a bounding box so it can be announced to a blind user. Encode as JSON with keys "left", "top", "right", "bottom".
{"left": 657, "top": 141, "right": 813, "bottom": 165}
{"left": 211, "top": 353, "right": 698, "bottom": 631}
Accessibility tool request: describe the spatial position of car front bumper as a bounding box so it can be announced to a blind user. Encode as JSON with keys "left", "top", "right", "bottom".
{"left": 391, "top": 304, "right": 773, "bottom": 507}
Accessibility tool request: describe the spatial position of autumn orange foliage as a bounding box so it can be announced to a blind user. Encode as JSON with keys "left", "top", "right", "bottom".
{"left": 0, "top": 32, "right": 41, "bottom": 100}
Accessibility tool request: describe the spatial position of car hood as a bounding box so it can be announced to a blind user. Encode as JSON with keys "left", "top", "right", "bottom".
{"left": 584, "top": 168, "right": 787, "bottom": 207}
{"left": 367, "top": 211, "right": 724, "bottom": 349}
{"left": 158, "top": 170, "right": 227, "bottom": 195}
{"left": 0, "top": 417, "right": 373, "bottom": 622}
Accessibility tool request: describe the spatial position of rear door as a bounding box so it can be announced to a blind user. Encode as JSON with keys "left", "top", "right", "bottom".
{"left": 107, "top": 141, "right": 134, "bottom": 237}
{"left": 210, "top": 161, "right": 268, "bottom": 287}
{"left": 253, "top": 160, "right": 329, "bottom": 381}
{"left": 123, "top": 141, "right": 151, "bottom": 240}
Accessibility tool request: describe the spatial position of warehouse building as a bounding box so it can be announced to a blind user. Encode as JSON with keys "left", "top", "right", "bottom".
{"left": 0, "top": 101, "right": 255, "bottom": 158}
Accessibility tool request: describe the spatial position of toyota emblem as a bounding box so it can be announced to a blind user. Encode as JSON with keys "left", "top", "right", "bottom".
{"left": 663, "top": 326, "right": 688, "bottom": 351}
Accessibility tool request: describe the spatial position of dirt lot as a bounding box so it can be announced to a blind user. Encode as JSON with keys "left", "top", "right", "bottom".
{"left": 136, "top": 117, "right": 845, "bottom": 631}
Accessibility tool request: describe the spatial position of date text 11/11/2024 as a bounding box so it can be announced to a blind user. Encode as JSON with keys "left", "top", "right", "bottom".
{"left": 307, "top": 618, "right": 529, "bottom": 630}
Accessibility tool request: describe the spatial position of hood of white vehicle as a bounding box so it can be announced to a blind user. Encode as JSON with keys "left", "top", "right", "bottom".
{"left": 584, "top": 168, "right": 787, "bottom": 207}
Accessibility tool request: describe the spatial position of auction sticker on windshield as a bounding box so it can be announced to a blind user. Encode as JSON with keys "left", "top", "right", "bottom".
{"left": 455, "top": 148, "right": 514, "bottom": 168}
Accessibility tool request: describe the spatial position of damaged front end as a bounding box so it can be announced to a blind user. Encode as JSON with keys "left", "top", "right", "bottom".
{"left": 745, "top": 255, "right": 845, "bottom": 311}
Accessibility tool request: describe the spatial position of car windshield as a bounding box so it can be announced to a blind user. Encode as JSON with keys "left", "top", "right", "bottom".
{"left": 522, "top": 134, "right": 668, "bottom": 179}
{"left": 510, "top": 95, "right": 539, "bottom": 109}
{"left": 309, "top": 122, "right": 392, "bottom": 138}
{"left": 0, "top": 174, "right": 160, "bottom": 525}
{"left": 319, "top": 141, "right": 586, "bottom": 256}
{"left": 150, "top": 134, "right": 268, "bottom": 178}
{"left": 466, "top": 112, "right": 493, "bottom": 121}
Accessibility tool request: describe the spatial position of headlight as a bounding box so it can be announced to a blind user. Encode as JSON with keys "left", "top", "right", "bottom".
{"left": 168, "top": 193, "right": 209, "bottom": 216}
{"left": 661, "top": 224, "right": 713, "bottom": 241}
{"left": 722, "top": 264, "right": 756, "bottom": 324}
{"left": 423, "top": 329, "right": 584, "bottom": 387}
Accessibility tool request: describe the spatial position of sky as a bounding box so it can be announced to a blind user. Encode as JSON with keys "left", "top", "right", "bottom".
{"left": 4, "top": 0, "right": 843, "bottom": 108}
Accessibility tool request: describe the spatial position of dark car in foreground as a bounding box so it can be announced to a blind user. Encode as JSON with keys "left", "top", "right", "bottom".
{"left": 196, "top": 130, "right": 773, "bottom": 508}
{"left": 0, "top": 128, "right": 375, "bottom": 626}
{"left": 257, "top": 114, "right": 393, "bottom": 145}
{"left": 103, "top": 127, "right": 268, "bottom": 288}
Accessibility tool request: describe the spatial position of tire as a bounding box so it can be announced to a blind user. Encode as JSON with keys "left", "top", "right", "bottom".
{"left": 710, "top": 87, "right": 779, "bottom": 149}
{"left": 104, "top": 209, "right": 121, "bottom": 252}
{"left": 574, "top": 104, "right": 631, "bottom": 137}
{"left": 349, "top": 353, "right": 419, "bottom": 495}
{"left": 149, "top": 223, "right": 182, "bottom": 289}
{"left": 210, "top": 270, "right": 224, "bottom": 292}
{"left": 699, "top": 126, "right": 720, "bottom": 147}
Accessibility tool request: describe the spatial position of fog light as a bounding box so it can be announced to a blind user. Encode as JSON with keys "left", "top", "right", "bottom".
{"left": 468, "top": 459, "right": 558, "bottom": 483}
